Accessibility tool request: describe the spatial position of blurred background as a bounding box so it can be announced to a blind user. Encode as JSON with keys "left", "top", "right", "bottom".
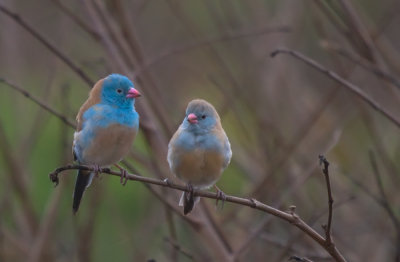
{"left": 0, "top": 0, "right": 399, "bottom": 261}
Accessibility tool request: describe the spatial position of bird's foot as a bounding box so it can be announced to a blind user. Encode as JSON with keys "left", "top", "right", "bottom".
{"left": 114, "top": 164, "right": 128, "bottom": 186}
{"left": 120, "top": 169, "right": 128, "bottom": 186}
{"left": 214, "top": 185, "right": 226, "bottom": 210}
{"left": 91, "top": 164, "right": 101, "bottom": 178}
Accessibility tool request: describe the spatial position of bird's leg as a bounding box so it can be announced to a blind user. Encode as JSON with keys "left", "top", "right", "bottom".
{"left": 114, "top": 163, "right": 128, "bottom": 186}
{"left": 214, "top": 185, "right": 226, "bottom": 210}
{"left": 91, "top": 164, "right": 101, "bottom": 178}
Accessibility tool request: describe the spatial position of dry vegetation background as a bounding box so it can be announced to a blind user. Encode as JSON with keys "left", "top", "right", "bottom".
{"left": 0, "top": 0, "right": 400, "bottom": 261}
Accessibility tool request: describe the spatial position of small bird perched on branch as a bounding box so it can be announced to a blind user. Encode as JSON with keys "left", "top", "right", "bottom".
{"left": 168, "top": 99, "right": 232, "bottom": 214}
{"left": 72, "top": 74, "right": 141, "bottom": 213}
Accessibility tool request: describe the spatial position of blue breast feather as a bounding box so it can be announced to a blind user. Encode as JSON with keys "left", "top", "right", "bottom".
{"left": 83, "top": 104, "right": 138, "bottom": 128}
{"left": 175, "top": 129, "right": 225, "bottom": 153}
{"left": 74, "top": 104, "right": 139, "bottom": 161}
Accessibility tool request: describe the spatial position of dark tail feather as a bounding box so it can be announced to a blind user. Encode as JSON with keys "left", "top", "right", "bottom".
{"left": 183, "top": 192, "right": 200, "bottom": 215}
{"left": 179, "top": 191, "right": 200, "bottom": 215}
{"left": 73, "top": 170, "right": 93, "bottom": 214}
{"left": 183, "top": 191, "right": 195, "bottom": 215}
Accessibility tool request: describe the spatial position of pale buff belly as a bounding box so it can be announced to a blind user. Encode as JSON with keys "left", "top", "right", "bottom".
{"left": 173, "top": 148, "right": 225, "bottom": 189}
{"left": 81, "top": 124, "right": 136, "bottom": 166}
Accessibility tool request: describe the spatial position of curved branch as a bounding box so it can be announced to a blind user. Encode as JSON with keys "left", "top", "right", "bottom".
{"left": 0, "top": 4, "right": 94, "bottom": 86}
{"left": 270, "top": 48, "right": 400, "bottom": 129}
{"left": 0, "top": 78, "right": 75, "bottom": 128}
{"left": 49, "top": 164, "right": 347, "bottom": 262}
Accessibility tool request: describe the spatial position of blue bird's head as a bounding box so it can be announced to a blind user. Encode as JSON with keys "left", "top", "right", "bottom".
{"left": 101, "top": 74, "right": 141, "bottom": 108}
{"left": 182, "top": 99, "right": 220, "bottom": 134}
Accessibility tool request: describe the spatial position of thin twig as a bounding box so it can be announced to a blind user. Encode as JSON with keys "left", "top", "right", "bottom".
{"left": 318, "top": 155, "right": 333, "bottom": 245}
{"left": 132, "top": 25, "right": 291, "bottom": 78}
{"left": 49, "top": 164, "right": 347, "bottom": 262}
{"left": 369, "top": 151, "right": 399, "bottom": 229}
{"left": 27, "top": 185, "right": 63, "bottom": 262}
{"left": 232, "top": 216, "right": 273, "bottom": 260}
{"left": 0, "top": 4, "right": 94, "bottom": 86}
{"left": 320, "top": 41, "right": 400, "bottom": 89}
{"left": 250, "top": 85, "right": 341, "bottom": 198}
{"left": 260, "top": 233, "right": 331, "bottom": 261}
{"left": 369, "top": 151, "right": 400, "bottom": 261}
{"left": 200, "top": 202, "right": 233, "bottom": 253}
{"left": 164, "top": 237, "right": 197, "bottom": 261}
{"left": 18, "top": 70, "right": 56, "bottom": 159}
{"left": 50, "top": 0, "right": 101, "bottom": 41}
{"left": 336, "top": 0, "right": 384, "bottom": 65}
{"left": 270, "top": 48, "right": 400, "bottom": 129}
{"left": 0, "top": 123, "right": 38, "bottom": 236}
{"left": 289, "top": 255, "right": 314, "bottom": 262}
{"left": 0, "top": 78, "right": 75, "bottom": 128}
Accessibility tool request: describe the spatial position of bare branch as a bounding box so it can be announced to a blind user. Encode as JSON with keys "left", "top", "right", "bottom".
{"left": 320, "top": 41, "right": 400, "bottom": 89}
{"left": 132, "top": 25, "right": 291, "bottom": 78}
{"left": 164, "top": 237, "right": 197, "bottom": 262}
{"left": 49, "top": 164, "right": 347, "bottom": 262}
{"left": 369, "top": 151, "right": 400, "bottom": 261}
{"left": 270, "top": 48, "right": 400, "bottom": 129}
{"left": 0, "top": 4, "right": 94, "bottom": 86}
{"left": 289, "top": 255, "right": 314, "bottom": 262}
{"left": 0, "top": 78, "right": 75, "bottom": 128}
{"left": 50, "top": 0, "right": 101, "bottom": 41}
{"left": 318, "top": 155, "right": 333, "bottom": 245}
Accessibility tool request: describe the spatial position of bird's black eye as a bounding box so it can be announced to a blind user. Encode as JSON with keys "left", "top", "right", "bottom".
{"left": 116, "top": 89, "right": 122, "bottom": 93}
{"left": 201, "top": 115, "right": 206, "bottom": 119}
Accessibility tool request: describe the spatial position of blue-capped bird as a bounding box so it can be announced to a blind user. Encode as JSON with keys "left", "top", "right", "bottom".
{"left": 167, "top": 99, "right": 232, "bottom": 214}
{"left": 72, "top": 74, "right": 141, "bottom": 213}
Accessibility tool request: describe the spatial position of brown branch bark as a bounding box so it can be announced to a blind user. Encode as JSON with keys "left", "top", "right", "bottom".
{"left": 318, "top": 155, "right": 333, "bottom": 245}
{"left": 49, "top": 164, "right": 347, "bottom": 262}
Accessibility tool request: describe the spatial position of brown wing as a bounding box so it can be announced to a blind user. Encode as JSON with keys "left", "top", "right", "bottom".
{"left": 75, "top": 78, "right": 104, "bottom": 131}
{"left": 73, "top": 78, "right": 105, "bottom": 161}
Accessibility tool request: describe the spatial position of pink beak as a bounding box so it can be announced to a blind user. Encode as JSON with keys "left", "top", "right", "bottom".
{"left": 187, "top": 113, "right": 198, "bottom": 124}
{"left": 126, "top": 87, "right": 141, "bottom": 98}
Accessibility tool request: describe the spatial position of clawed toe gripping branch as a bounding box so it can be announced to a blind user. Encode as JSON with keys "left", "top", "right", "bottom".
{"left": 49, "top": 157, "right": 347, "bottom": 262}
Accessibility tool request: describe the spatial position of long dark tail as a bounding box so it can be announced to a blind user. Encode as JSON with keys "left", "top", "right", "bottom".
{"left": 73, "top": 170, "right": 93, "bottom": 214}
{"left": 184, "top": 191, "right": 195, "bottom": 215}
{"left": 179, "top": 191, "right": 200, "bottom": 215}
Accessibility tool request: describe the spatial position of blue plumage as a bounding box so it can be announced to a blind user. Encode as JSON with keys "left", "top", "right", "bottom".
{"left": 168, "top": 99, "right": 232, "bottom": 214}
{"left": 72, "top": 74, "right": 141, "bottom": 213}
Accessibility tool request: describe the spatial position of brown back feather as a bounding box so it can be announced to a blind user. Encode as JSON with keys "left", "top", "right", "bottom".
{"left": 76, "top": 79, "right": 104, "bottom": 131}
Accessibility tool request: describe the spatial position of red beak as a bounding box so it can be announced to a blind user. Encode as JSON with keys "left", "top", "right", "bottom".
{"left": 126, "top": 88, "right": 141, "bottom": 98}
{"left": 187, "top": 113, "right": 198, "bottom": 124}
